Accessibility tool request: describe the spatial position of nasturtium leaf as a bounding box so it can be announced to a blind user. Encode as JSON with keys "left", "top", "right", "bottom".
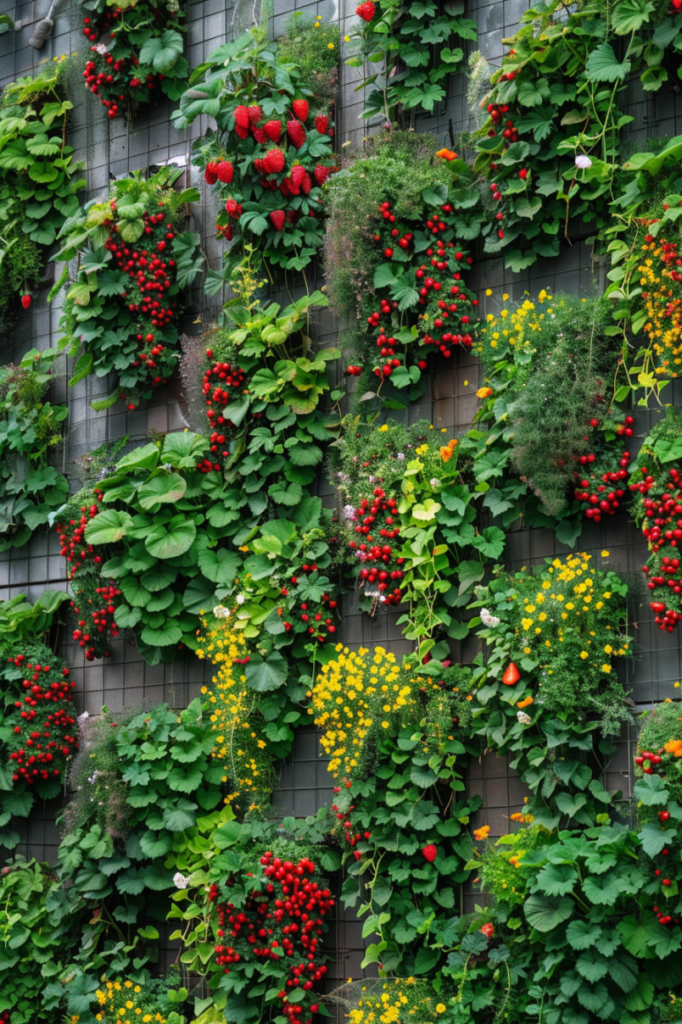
{"left": 524, "top": 893, "right": 574, "bottom": 932}
{"left": 120, "top": 576, "right": 152, "bottom": 608}
{"left": 140, "top": 620, "right": 183, "bottom": 647}
{"left": 245, "top": 652, "right": 288, "bottom": 692}
{"left": 139, "top": 831, "right": 173, "bottom": 859}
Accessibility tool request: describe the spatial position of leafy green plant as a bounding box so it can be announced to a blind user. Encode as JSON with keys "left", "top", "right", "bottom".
{"left": 346, "top": 0, "right": 477, "bottom": 121}
{"left": 276, "top": 12, "right": 340, "bottom": 109}
{"left": 0, "top": 59, "right": 85, "bottom": 323}
{"left": 172, "top": 24, "right": 337, "bottom": 278}
{"left": 0, "top": 857, "right": 77, "bottom": 1023}
{"left": 0, "top": 350, "right": 69, "bottom": 551}
{"left": 52, "top": 167, "right": 203, "bottom": 410}
{"left": 80, "top": 0, "right": 188, "bottom": 120}
{"left": 471, "top": 0, "right": 655, "bottom": 270}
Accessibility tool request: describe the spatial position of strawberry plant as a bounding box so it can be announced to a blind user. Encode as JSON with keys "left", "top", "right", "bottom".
{"left": 573, "top": 418, "right": 633, "bottom": 523}
{"left": 0, "top": 60, "right": 85, "bottom": 332}
{"left": 346, "top": 0, "right": 477, "bottom": 121}
{"left": 172, "top": 25, "right": 337, "bottom": 278}
{"left": 0, "top": 351, "right": 69, "bottom": 552}
{"left": 51, "top": 167, "right": 203, "bottom": 411}
{"left": 80, "top": 0, "right": 188, "bottom": 120}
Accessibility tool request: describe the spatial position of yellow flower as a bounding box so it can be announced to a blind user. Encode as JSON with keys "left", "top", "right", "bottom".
{"left": 477, "top": 386, "right": 493, "bottom": 398}
{"left": 485, "top": 289, "right": 492, "bottom": 297}
{"left": 601, "top": 550, "right": 609, "bottom": 557}
{"left": 327, "top": 42, "right": 335, "bottom": 48}
{"left": 436, "top": 1005, "right": 446, "bottom": 1014}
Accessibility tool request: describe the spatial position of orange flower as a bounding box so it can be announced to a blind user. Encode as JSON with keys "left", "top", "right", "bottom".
{"left": 440, "top": 438, "right": 458, "bottom": 462}
{"left": 476, "top": 386, "right": 493, "bottom": 399}
{"left": 664, "top": 740, "right": 682, "bottom": 757}
{"left": 436, "top": 148, "right": 458, "bottom": 161}
{"left": 473, "top": 825, "right": 490, "bottom": 841}
{"left": 516, "top": 696, "right": 533, "bottom": 709}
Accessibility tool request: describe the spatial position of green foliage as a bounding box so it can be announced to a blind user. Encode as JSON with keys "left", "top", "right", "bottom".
{"left": 473, "top": 292, "right": 623, "bottom": 517}
{"left": 53, "top": 166, "right": 203, "bottom": 409}
{"left": 0, "top": 857, "right": 77, "bottom": 1023}
{"left": 0, "top": 59, "right": 85, "bottom": 323}
{"left": 81, "top": 0, "right": 188, "bottom": 118}
{"left": 173, "top": 25, "right": 337, "bottom": 277}
{"left": 276, "top": 12, "right": 339, "bottom": 108}
{"left": 0, "top": 351, "right": 69, "bottom": 550}
{"left": 346, "top": 0, "right": 477, "bottom": 120}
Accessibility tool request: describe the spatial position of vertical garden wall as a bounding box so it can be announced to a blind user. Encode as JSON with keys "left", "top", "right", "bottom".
{"left": 2, "top": 0, "right": 682, "bottom": 1021}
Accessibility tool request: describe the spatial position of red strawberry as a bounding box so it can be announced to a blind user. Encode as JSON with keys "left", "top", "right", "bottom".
{"left": 287, "top": 120, "right": 306, "bottom": 149}
{"left": 222, "top": 223, "right": 233, "bottom": 241}
{"left": 422, "top": 844, "right": 437, "bottom": 863}
{"left": 216, "top": 161, "right": 234, "bottom": 184}
{"left": 234, "top": 124, "right": 249, "bottom": 140}
{"left": 253, "top": 158, "right": 267, "bottom": 175}
{"left": 205, "top": 162, "right": 219, "bottom": 185}
{"left": 247, "top": 104, "right": 262, "bottom": 125}
{"left": 301, "top": 171, "right": 312, "bottom": 195}
{"left": 20, "top": 294, "right": 31, "bottom": 310}
{"left": 264, "top": 148, "right": 285, "bottom": 174}
{"left": 264, "top": 120, "right": 282, "bottom": 142}
{"left": 234, "top": 104, "right": 250, "bottom": 128}
{"left": 281, "top": 179, "right": 292, "bottom": 196}
{"left": 292, "top": 98, "right": 309, "bottom": 121}
{"left": 314, "top": 164, "right": 332, "bottom": 185}
{"left": 356, "top": 1, "right": 375, "bottom": 20}
{"left": 314, "top": 115, "right": 329, "bottom": 134}
{"left": 270, "top": 210, "right": 285, "bottom": 231}
{"left": 225, "top": 199, "right": 242, "bottom": 218}
{"left": 291, "top": 165, "right": 306, "bottom": 192}
{"left": 252, "top": 127, "right": 267, "bottom": 144}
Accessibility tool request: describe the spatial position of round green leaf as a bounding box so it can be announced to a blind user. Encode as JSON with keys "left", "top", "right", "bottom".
{"left": 145, "top": 516, "right": 196, "bottom": 559}
{"left": 138, "top": 473, "right": 187, "bottom": 510}
{"left": 84, "top": 509, "right": 133, "bottom": 545}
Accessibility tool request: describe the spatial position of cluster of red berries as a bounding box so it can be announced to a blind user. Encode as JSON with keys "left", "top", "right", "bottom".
{"left": 101, "top": 202, "right": 180, "bottom": 407}
{"left": 634, "top": 749, "right": 680, "bottom": 922}
{"left": 348, "top": 487, "right": 403, "bottom": 606}
{"left": 6, "top": 656, "right": 78, "bottom": 785}
{"left": 573, "top": 416, "right": 633, "bottom": 521}
{"left": 633, "top": 464, "right": 682, "bottom": 631}
{"left": 206, "top": 101, "right": 337, "bottom": 243}
{"left": 332, "top": 799, "right": 370, "bottom": 861}
{"left": 56, "top": 494, "right": 121, "bottom": 659}
{"left": 212, "top": 853, "right": 333, "bottom": 1023}
{"left": 201, "top": 347, "right": 249, "bottom": 465}
{"left": 283, "top": 575, "right": 339, "bottom": 643}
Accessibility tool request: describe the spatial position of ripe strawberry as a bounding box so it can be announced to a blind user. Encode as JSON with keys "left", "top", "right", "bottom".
{"left": 225, "top": 199, "right": 241, "bottom": 218}
{"left": 253, "top": 158, "right": 267, "bottom": 175}
{"left": 292, "top": 98, "right": 309, "bottom": 121}
{"left": 314, "top": 115, "right": 329, "bottom": 134}
{"left": 281, "top": 178, "right": 292, "bottom": 196}
{"left": 216, "top": 160, "right": 234, "bottom": 184}
{"left": 234, "top": 124, "right": 249, "bottom": 140}
{"left": 247, "top": 104, "right": 262, "bottom": 125}
{"left": 291, "top": 165, "right": 306, "bottom": 192}
{"left": 356, "top": 0, "right": 376, "bottom": 20}
{"left": 234, "top": 104, "right": 250, "bottom": 129}
{"left": 264, "top": 148, "right": 285, "bottom": 174}
{"left": 301, "top": 171, "right": 312, "bottom": 195}
{"left": 252, "top": 127, "right": 267, "bottom": 144}
{"left": 287, "top": 120, "right": 306, "bottom": 149}
{"left": 205, "top": 162, "right": 219, "bottom": 185}
{"left": 270, "top": 210, "right": 285, "bottom": 231}
{"left": 20, "top": 294, "right": 31, "bottom": 310}
{"left": 422, "top": 844, "right": 437, "bottom": 863}
{"left": 264, "top": 120, "right": 282, "bottom": 142}
{"left": 314, "top": 164, "right": 332, "bottom": 185}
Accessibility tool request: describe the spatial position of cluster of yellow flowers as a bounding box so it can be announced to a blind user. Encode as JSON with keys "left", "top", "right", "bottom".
{"left": 348, "top": 979, "right": 446, "bottom": 1023}
{"left": 94, "top": 980, "right": 165, "bottom": 1024}
{"left": 197, "top": 613, "right": 271, "bottom": 807}
{"left": 638, "top": 238, "right": 682, "bottom": 377}
{"left": 513, "top": 554, "right": 628, "bottom": 671}
{"left": 477, "top": 290, "right": 553, "bottom": 358}
{"left": 310, "top": 646, "right": 453, "bottom": 779}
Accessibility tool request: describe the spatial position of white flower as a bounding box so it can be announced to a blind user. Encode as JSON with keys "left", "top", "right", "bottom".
{"left": 517, "top": 711, "right": 532, "bottom": 725}
{"left": 575, "top": 154, "right": 592, "bottom": 170}
{"left": 213, "top": 604, "right": 230, "bottom": 619}
{"left": 343, "top": 504, "right": 356, "bottom": 520}
{"left": 87, "top": 770, "right": 99, "bottom": 785}
{"left": 397, "top": 452, "right": 405, "bottom": 461}
{"left": 94, "top": 43, "right": 109, "bottom": 55}
{"left": 480, "top": 608, "right": 501, "bottom": 628}
{"left": 78, "top": 711, "right": 89, "bottom": 723}
{"left": 173, "top": 872, "right": 189, "bottom": 889}
{"left": 430, "top": 478, "right": 440, "bottom": 488}
{"left": 235, "top": 594, "right": 245, "bottom": 605}
{"left": 368, "top": 475, "right": 375, "bottom": 483}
